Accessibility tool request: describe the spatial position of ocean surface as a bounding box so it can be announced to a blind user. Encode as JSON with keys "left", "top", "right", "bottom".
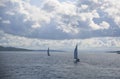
{"left": 0, "top": 51, "right": 120, "bottom": 79}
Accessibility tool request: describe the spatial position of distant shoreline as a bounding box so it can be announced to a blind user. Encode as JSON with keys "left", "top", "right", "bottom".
{"left": 0, "top": 46, "right": 119, "bottom": 54}
{"left": 0, "top": 46, "right": 64, "bottom": 52}
{"left": 109, "top": 51, "right": 120, "bottom": 54}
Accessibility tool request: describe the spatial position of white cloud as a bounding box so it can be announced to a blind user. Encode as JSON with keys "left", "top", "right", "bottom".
{"left": 89, "top": 21, "right": 110, "bottom": 30}
{"left": 0, "top": 30, "right": 120, "bottom": 50}
{"left": 42, "top": 0, "right": 79, "bottom": 34}
{"left": 99, "top": 21, "right": 110, "bottom": 29}
{"left": 5, "top": 11, "right": 15, "bottom": 15}
{"left": 81, "top": 5, "right": 88, "bottom": 9}
{"left": 89, "top": 20, "right": 100, "bottom": 30}
{"left": 92, "top": 0, "right": 98, "bottom": 3}
{"left": 42, "top": 0, "right": 60, "bottom": 12}
{"left": 76, "top": 0, "right": 120, "bottom": 30}
{"left": 101, "top": 0, "right": 120, "bottom": 28}
{"left": 2, "top": 20, "right": 11, "bottom": 24}
{"left": 77, "top": 1, "right": 111, "bottom": 30}
{"left": 57, "top": 2, "right": 77, "bottom": 15}
{"left": 31, "top": 22, "right": 40, "bottom": 28}
{"left": 10, "top": 0, "right": 51, "bottom": 28}
{"left": 0, "top": 0, "right": 120, "bottom": 39}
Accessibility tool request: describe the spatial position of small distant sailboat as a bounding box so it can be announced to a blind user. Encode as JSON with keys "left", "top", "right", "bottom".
{"left": 74, "top": 45, "right": 80, "bottom": 63}
{"left": 47, "top": 47, "right": 50, "bottom": 56}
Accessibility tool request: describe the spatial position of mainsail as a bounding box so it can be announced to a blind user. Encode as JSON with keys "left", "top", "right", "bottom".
{"left": 47, "top": 47, "right": 50, "bottom": 56}
{"left": 74, "top": 45, "right": 78, "bottom": 59}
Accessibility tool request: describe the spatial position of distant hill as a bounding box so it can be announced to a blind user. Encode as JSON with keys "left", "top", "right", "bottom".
{"left": 108, "top": 50, "right": 120, "bottom": 54}
{"left": 0, "top": 46, "right": 32, "bottom": 51}
{"left": 0, "top": 46, "right": 64, "bottom": 52}
{"left": 111, "top": 51, "right": 120, "bottom": 54}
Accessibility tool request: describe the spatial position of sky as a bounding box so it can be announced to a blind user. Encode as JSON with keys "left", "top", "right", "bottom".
{"left": 0, "top": 0, "right": 120, "bottom": 50}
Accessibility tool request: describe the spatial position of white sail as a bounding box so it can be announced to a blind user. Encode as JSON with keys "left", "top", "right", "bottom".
{"left": 74, "top": 45, "right": 78, "bottom": 59}
{"left": 47, "top": 48, "right": 50, "bottom": 56}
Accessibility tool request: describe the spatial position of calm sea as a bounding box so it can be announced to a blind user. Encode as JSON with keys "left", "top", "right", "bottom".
{"left": 0, "top": 51, "right": 120, "bottom": 79}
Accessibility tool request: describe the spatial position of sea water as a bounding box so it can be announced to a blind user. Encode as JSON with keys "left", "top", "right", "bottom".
{"left": 0, "top": 51, "right": 120, "bottom": 79}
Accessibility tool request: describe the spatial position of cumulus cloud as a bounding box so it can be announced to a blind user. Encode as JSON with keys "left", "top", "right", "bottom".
{"left": 41, "top": 0, "right": 79, "bottom": 33}
{"left": 2, "top": 20, "right": 11, "bottom": 24}
{"left": 11, "top": 0, "right": 51, "bottom": 28}
{"left": 5, "top": 11, "right": 15, "bottom": 15}
{"left": 0, "top": 0, "right": 120, "bottom": 39}
{"left": 102, "top": 0, "right": 120, "bottom": 28}
{"left": 0, "top": 30, "right": 120, "bottom": 50}
{"left": 99, "top": 21, "right": 110, "bottom": 29}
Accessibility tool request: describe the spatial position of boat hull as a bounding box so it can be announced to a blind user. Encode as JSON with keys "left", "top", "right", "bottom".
{"left": 74, "top": 59, "right": 80, "bottom": 63}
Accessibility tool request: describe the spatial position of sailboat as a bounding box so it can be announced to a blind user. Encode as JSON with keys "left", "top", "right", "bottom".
{"left": 74, "top": 45, "right": 80, "bottom": 63}
{"left": 47, "top": 47, "right": 50, "bottom": 56}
